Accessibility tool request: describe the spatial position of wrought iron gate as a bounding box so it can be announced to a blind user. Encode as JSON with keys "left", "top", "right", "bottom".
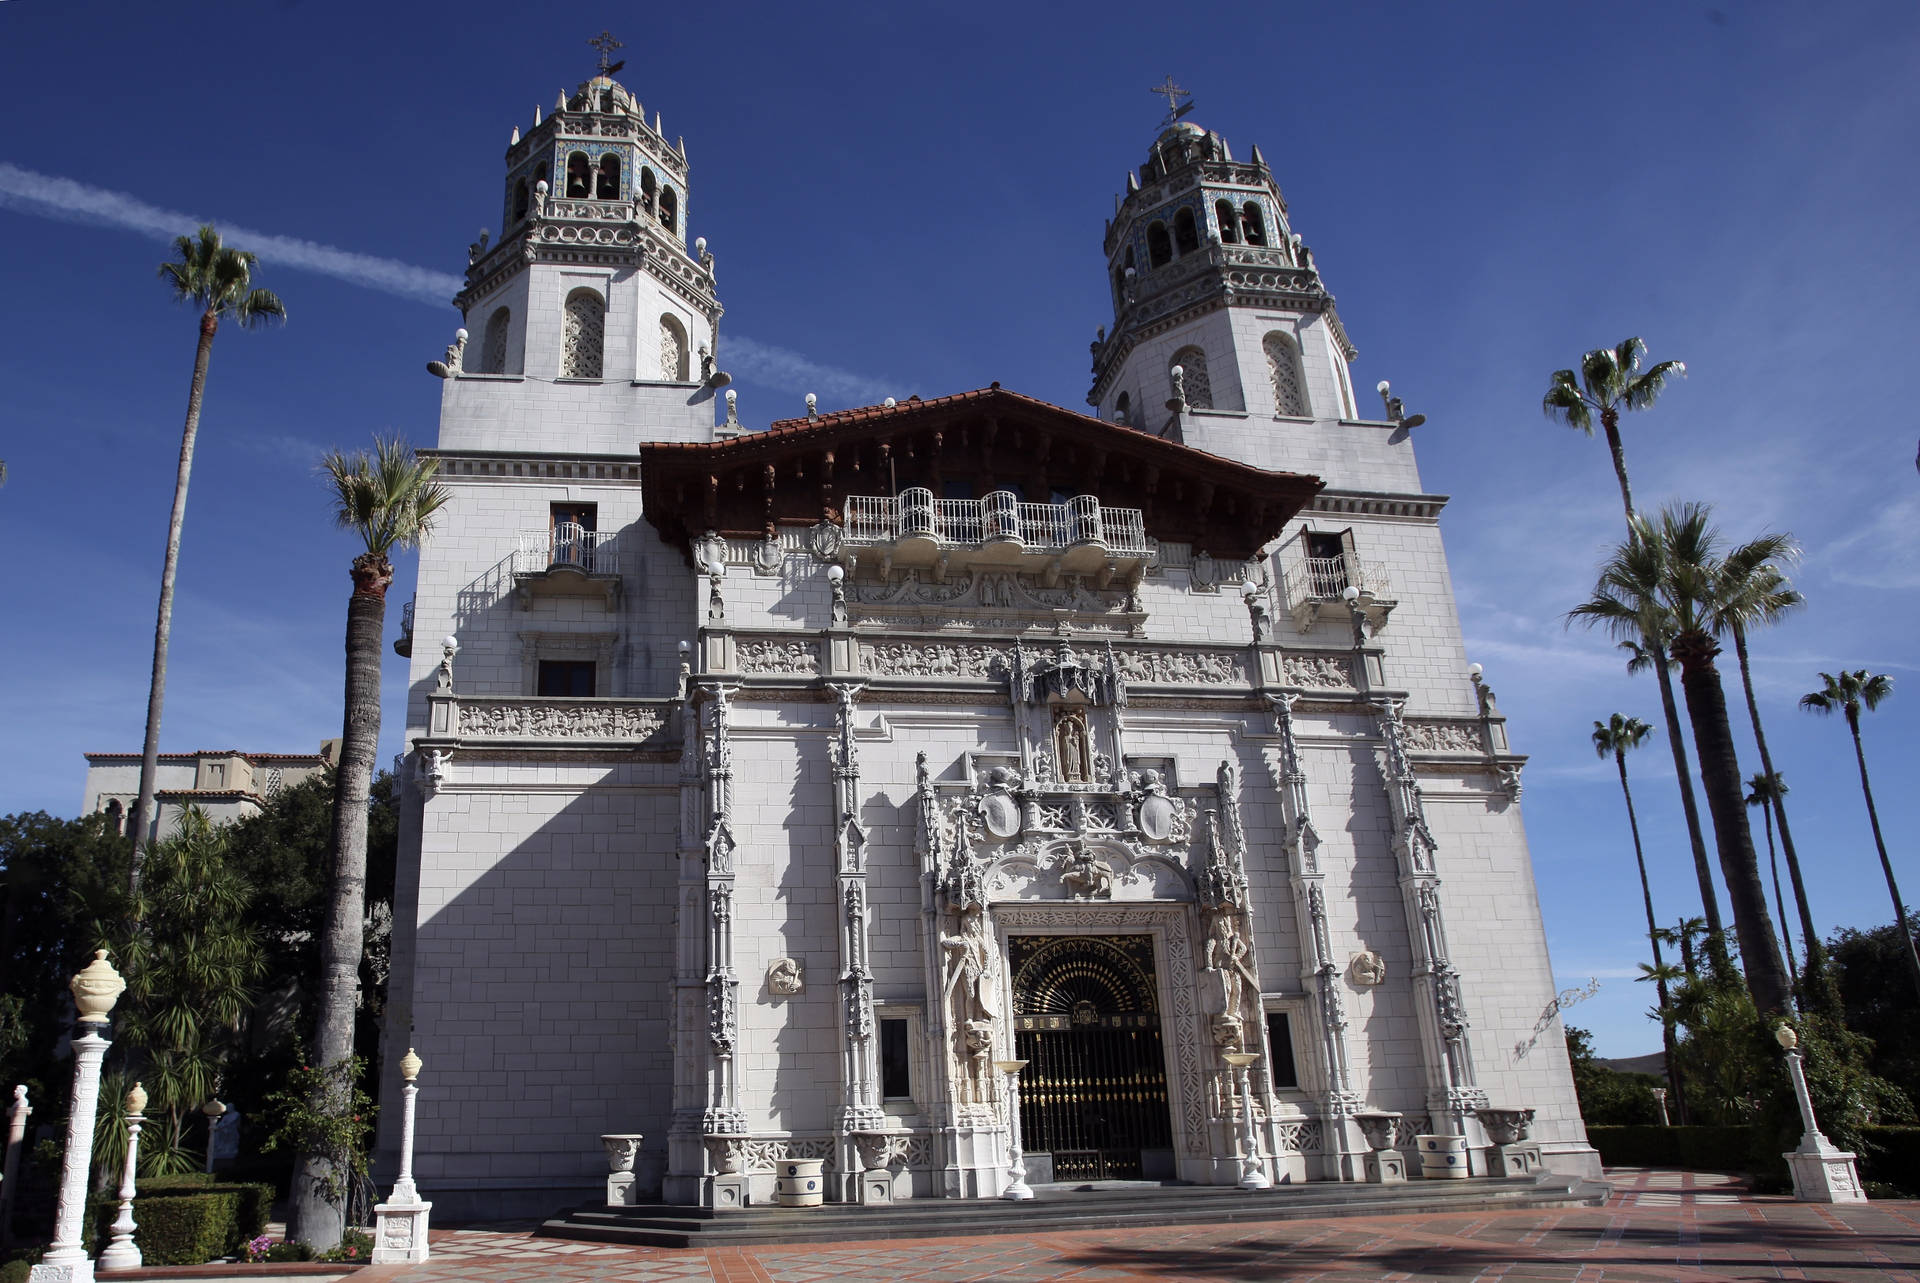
{"left": 1010, "top": 934, "right": 1173, "bottom": 1181}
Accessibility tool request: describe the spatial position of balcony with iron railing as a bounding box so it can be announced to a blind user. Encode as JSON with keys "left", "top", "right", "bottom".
{"left": 393, "top": 597, "right": 415, "bottom": 658}
{"left": 1281, "top": 554, "right": 1394, "bottom": 631}
{"left": 842, "top": 488, "right": 1150, "bottom": 579}
{"left": 512, "top": 522, "right": 620, "bottom": 608}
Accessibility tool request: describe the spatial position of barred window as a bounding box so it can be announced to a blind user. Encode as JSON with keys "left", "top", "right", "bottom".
{"left": 1264, "top": 332, "right": 1308, "bottom": 416}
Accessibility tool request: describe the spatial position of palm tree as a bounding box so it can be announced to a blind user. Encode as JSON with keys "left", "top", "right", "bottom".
{"left": 1571, "top": 546, "right": 1728, "bottom": 965}
{"left": 1575, "top": 506, "right": 1795, "bottom": 1017}
{"left": 1746, "top": 772, "right": 1795, "bottom": 980}
{"left": 128, "top": 227, "right": 285, "bottom": 887}
{"left": 1801, "top": 671, "right": 1920, "bottom": 1006}
{"left": 1541, "top": 337, "right": 1686, "bottom": 523}
{"left": 1716, "top": 541, "right": 1836, "bottom": 1009}
{"left": 1594, "top": 713, "right": 1686, "bottom": 1120}
{"left": 289, "top": 438, "right": 448, "bottom": 1248}
{"left": 1658, "top": 916, "right": 1709, "bottom": 980}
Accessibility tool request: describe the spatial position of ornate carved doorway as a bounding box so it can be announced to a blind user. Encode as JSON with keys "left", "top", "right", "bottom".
{"left": 1010, "top": 934, "right": 1173, "bottom": 1181}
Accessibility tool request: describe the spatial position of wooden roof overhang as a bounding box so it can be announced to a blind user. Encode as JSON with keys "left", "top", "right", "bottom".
{"left": 639, "top": 386, "right": 1323, "bottom": 565}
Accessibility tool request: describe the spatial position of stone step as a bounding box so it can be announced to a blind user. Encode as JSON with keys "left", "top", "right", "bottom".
{"left": 536, "top": 1173, "right": 1609, "bottom": 1249}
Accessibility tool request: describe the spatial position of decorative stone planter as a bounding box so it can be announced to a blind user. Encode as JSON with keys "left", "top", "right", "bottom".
{"left": 600, "top": 1133, "right": 644, "bottom": 1206}
{"left": 775, "top": 1157, "right": 827, "bottom": 1207}
{"left": 1415, "top": 1134, "right": 1468, "bottom": 1180}
{"left": 1475, "top": 1107, "right": 1542, "bottom": 1179}
{"left": 1353, "top": 1110, "right": 1405, "bottom": 1184}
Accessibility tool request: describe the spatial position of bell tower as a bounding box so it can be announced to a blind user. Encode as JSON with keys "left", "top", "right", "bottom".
{"left": 451, "top": 40, "right": 723, "bottom": 396}
{"left": 1087, "top": 93, "right": 1362, "bottom": 464}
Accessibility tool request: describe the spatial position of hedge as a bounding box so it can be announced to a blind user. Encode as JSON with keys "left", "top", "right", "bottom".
{"left": 83, "top": 1179, "right": 273, "bottom": 1267}
{"left": 1859, "top": 1125, "right": 1920, "bottom": 1194}
{"left": 1585, "top": 1124, "right": 1755, "bottom": 1171}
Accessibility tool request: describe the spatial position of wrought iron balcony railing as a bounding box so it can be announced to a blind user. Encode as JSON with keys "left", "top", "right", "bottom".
{"left": 511, "top": 523, "right": 620, "bottom": 608}
{"left": 844, "top": 489, "right": 1148, "bottom": 557}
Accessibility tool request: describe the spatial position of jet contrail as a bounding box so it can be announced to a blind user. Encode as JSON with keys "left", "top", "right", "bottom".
{"left": 0, "top": 162, "right": 897, "bottom": 405}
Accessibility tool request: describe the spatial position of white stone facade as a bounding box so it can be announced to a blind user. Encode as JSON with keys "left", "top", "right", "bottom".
{"left": 378, "top": 74, "right": 1596, "bottom": 1221}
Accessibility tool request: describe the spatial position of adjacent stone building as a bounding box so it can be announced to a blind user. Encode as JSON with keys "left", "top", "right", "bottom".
{"left": 380, "top": 65, "right": 1596, "bottom": 1220}
{"left": 82, "top": 743, "right": 336, "bottom": 844}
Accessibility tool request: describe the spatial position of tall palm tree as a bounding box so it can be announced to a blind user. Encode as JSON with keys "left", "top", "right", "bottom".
{"left": 1746, "top": 772, "right": 1795, "bottom": 980}
{"left": 1571, "top": 547, "right": 1728, "bottom": 964}
{"left": 1716, "top": 543, "right": 1835, "bottom": 1009}
{"left": 1541, "top": 336, "right": 1686, "bottom": 523}
{"left": 289, "top": 438, "right": 448, "bottom": 1248}
{"left": 128, "top": 227, "right": 285, "bottom": 887}
{"left": 1801, "top": 670, "right": 1920, "bottom": 1006}
{"left": 1658, "top": 916, "right": 1709, "bottom": 980}
{"left": 1594, "top": 713, "right": 1685, "bottom": 1120}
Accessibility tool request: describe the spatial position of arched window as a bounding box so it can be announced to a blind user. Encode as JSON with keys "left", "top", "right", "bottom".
{"left": 565, "top": 152, "right": 592, "bottom": 198}
{"left": 659, "top": 314, "right": 689, "bottom": 381}
{"left": 561, "top": 288, "right": 605, "bottom": 379}
{"left": 595, "top": 153, "right": 622, "bottom": 200}
{"left": 104, "top": 799, "right": 124, "bottom": 835}
{"left": 1215, "top": 199, "right": 1239, "bottom": 244}
{"left": 481, "top": 307, "right": 511, "bottom": 374}
{"left": 1170, "top": 345, "right": 1212, "bottom": 410}
{"left": 1240, "top": 201, "right": 1267, "bottom": 246}
{"left": 1173, "top": 207, "right": 1199, "bottom": 255}
{"left": 513, "top": 180, "right": 530, "bottom": 223}
{"left": 1264, "top": 332, "right": 1308, "bottom": 416}
{"left": 640, "top": 167, "right": 657, "bottom": 214}
{"left": 1147, "top": 221, "right": 1172, "bottom": 268}
{"left": 1114, "top": 391, "right": 1131, "bottom": 426}
{"left": 659, "top": 187, "right": 678, "bottom": 232}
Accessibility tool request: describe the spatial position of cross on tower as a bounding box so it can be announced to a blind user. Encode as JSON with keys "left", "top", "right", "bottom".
{"left": 588, "top": 30, "right": 624, "bottom": 74}
{"left": 1149, "top": 75, "right": 1193, "bottom": 126}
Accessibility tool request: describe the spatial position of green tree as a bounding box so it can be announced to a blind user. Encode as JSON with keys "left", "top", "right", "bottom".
{"left": 1801, "top": 671, "right": 1920, "bottom": 1006}
{"left": 1747, "top": 773, "right": 1796, "bottom": 981}
{"left": 1592, "top": 713, "right": 1686, "bottom": 1120}
{"left": 1540, "top": 335, "right": 1687, "bottom": 524}
{"left": 128, "top": 228, "right": 286, "bottom": 884}
{"left": 1571, "top": 556, "right": 1729, "bottom": 967}
{"left": 1573, "top": 505, "right": 1795, "bottom": 1017}
{"left": 291, "top": 439, "right": 448, "bottom": 1248}
{"left": 1828, "top": 913, "right": 1920, "bottom": 1102}
{"left": 112, "top": 808, "right": 266, "bottom": 1173}
{"left": 1717, "top": 541, "right": 1836, "bottom": 1010}
{"left": 1564, "top": 1025, "right": 1662, "bottom": 1126}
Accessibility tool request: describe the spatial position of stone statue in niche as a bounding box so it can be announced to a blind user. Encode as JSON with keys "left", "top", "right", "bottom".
{"left": 1349, "top": 951, "right": 1387, "bottom": 987}
{"left": 1058, "top": 846, "right": 1115, "bottom": 899}
{"left": 767, "top": 958, "right": 804, "bottom": 996}
{"left": 1132, "top": 768, "right": 1176, "bottom": 841}
{"left": 941, "top": 906, "right": 998, "bottom": 1030}
{"left": 978, "top": 766, "right": 1023, "bottom": 840}
{"left": 1204, "top": 906, "right": 1260, "bottom": 1026}
{"left": 1052, "top": 708, "right": 1093, "bottom": 784}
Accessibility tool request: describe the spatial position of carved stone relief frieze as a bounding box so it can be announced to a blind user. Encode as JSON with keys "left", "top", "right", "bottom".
{"left": 1111, "top": 648, "right": 1244, "bottom": 687}
{"left": 1401, "top": 720, "right": 1485, "bottom": 754}
{"left": 456, "top": 699, "right": 667, "bottom": 741}
{"left": 734, "top": 638, "right": 822, "bottom": 675}
{"left": 1281, "top": 654, "right": 1355, "bottom": 690}
{"left": 849, "top": 568, "right": 1145, "bottom": 634}
{"left": 859, "top": 641, "right": 1012, "bottom": 679}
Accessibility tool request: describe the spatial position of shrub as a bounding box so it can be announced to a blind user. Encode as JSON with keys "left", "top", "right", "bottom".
{"left": 0, "top": 1258, "right": 34, "bottom": 1283}
{"left": 84, "top": 1180, "right": 274, "bottom": 1266}
{"left": 1585, "top": 1124, "right": 1756, "bottom": 1171}
{"left": 1859, "top": 1124, "right": 1920, "bottom": 1195}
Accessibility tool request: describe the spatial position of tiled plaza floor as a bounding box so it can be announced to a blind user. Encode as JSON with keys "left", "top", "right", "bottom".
{"left": 353, "top": 1169, "right": 1920, "bottom": 1283}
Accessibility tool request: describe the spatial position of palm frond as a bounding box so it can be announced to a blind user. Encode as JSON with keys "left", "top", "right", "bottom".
{"left": 323, "top": 437, "right": 450, "bottom": 558}
{"left": 1541, "top": 372, "right": 1593, "bottom": 433}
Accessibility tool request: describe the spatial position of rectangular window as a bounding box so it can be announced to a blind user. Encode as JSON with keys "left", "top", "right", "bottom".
{"left": 1265, "top": 1010, "right": 1300, "bottom": 1089}
{"left": 537, "top": 660, "right": 596, "bottom": 697}
{"left": 880, "top": 1018, "right": 912, "bottom": 1099}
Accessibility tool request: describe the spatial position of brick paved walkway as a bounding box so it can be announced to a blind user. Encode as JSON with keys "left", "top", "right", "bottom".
{"left": 353, "top": 1170, "right": 1920, "bottom": 1282}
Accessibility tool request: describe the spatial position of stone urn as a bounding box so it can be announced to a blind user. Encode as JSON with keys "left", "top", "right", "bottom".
{"left": 600, "top": 1133, "right": 643, "bottom": 1173}
{"left": 703, "top": 1134, "right": 745, "bottom": 1176}
{"left": 70, "top": 949, "right": 125, "bottom": 1024}
{"left": 1475, "top": 1107, "right": 1534, "bottom": 1146}
{"left": 1353, "top": 1110, "right": 1402, "bottom": 1152}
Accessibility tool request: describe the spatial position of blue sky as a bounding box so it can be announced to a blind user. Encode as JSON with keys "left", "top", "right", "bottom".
{"left": 2, "top": 1, "right": 1916, "bottom": 1057}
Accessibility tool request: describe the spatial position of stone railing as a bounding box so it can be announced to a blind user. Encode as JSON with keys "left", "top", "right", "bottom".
{"left": 844, "top": 489, "right": 1148, "bottom": 556}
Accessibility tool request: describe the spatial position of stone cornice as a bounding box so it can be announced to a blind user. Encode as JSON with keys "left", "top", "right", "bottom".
{"left": 424, "top": 450, "right": 644, "bottom": 484}
{"left": 1307, "top": 490, "right": 1450, "bottom": 522}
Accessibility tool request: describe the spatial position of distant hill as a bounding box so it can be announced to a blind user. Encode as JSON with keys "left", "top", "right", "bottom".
{"left": 1596, "top": 1052, "right": 1666, "bottom": 1077}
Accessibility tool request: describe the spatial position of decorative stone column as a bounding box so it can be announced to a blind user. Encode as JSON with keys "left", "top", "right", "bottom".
{"left": 1267, "top": 694, "right": 1362, "bottom": 1179}
{"left": 32, "top": 949, "right": 124, "bottom": 1283}
{"left": 1775, "top": 1024, "right": 1866, "bottom": 1202}
{"left": 372, "top": 1049, "right": 432, "bottom": 1264}
{"left": 1, "top": 1085, "right": 30, "bottom": 1252}
{"left": 1373, "top": 700, "right": 1487, "bottom": 1147}
{"left": 699, "top": 686, "right": 746, "bottom": 1145}
{"left": 97, "top": 1083, "right": 146, "bottom": 1272}
{"left": 830, "top": 683, "right": 883, "bottom": 1199}
{"left": 995, "top": 1060, "right": 1033, "bottom": 1201}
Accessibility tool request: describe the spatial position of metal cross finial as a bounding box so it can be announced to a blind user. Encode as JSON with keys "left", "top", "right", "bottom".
{"left": 1150, "top": 75, "right": 1193, "bottom": 125}
{"left": 589, "top": 30, "right": 624, "bottom": 73}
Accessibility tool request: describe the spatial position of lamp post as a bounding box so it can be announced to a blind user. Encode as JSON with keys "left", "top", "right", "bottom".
{"left": 826, "top": 562, "right": 848, "bottom": 627}
{"left": 1774, "top": 1024, "right": 1866, "bottom": 1202}
{"left": 200, "top": 1097, "right": 227, "bottom": 1174}
{"left": 1651, "top": 1087, "right": 1670, "bottom": 1127}
{"left": 31, "top": 949, "right": 124, "bottom": 1283}
{"left": 98, "top": 1083, "right": 148, "bottom": 1272}
{"left": 994, "top": 1059, "right": 1033, "bottom": 1201}
{"left": 1, "top": 1085, "right": 30, "bottom": 1252}
{"left": 1221, "top": 1051, "right": 1269, "bottom": 1190}
{"left": 372, "top": 1049, "right": 433, "bottom": 1263}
